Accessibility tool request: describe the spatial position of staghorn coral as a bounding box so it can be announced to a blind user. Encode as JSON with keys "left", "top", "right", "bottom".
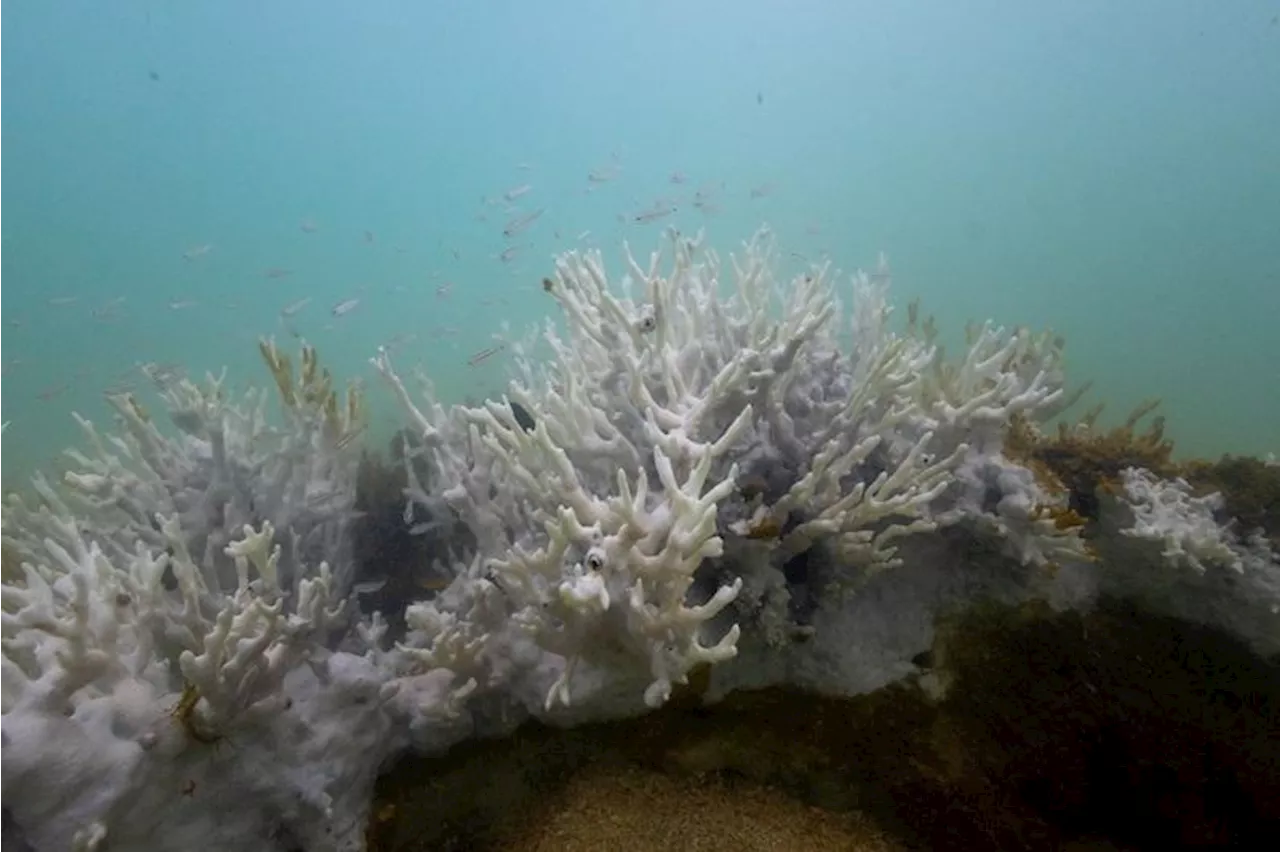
{"left": 4, "top": 339, "right": 366, "bottom": 602}
{"left": 258, "top": 337, "right": 366, "bottom": 451}
{"left": 373, "top": 228, "right": 1094, "bottom": 716}
{"left": 1, "top": 341, "right": 391, "bottom": 852}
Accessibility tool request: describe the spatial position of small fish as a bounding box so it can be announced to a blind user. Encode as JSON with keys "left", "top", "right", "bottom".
{"left": 669, "top": 171, "right": 688, "bottom": 185}
{"left": 48, "top": 296, "right": 80, "bottom": 306}
{"left": 749, "top": 182, "right": 774, "bottom": 200}
{"left": 300, "top": 219, "right": 319, "bottom": 233}
{"left": 363, "top": 230, "right": 375, "bottom": 244}
{"left": 633, "top": 205, "right": 676, "bottom": 224}
{"left": 744, "top": 514, "right": 783, "bottom": 540}
{"left": 435, "top": 281, "right": 454, "bottom": 299}
{"left": 92, "top": 297, "right": 127, "bottom": 322}
{"left": 280, "top": 297, "right": 311, "bottom": 317}
{"left": 503, "top": 208, "right": 544, "bottom": 239}
{"left": 148, "top": 70, "right": 161, "bottom": 83}
{"left": 331, "top": 297, "right": 361, "bottom": 318}
{"left": 587, "top": 165, "right": 619, "bottom": 183}
{"left": 264, "top": 267, "right": 293, "bottom": 279}
{"left": 467, "top": 344, "right": 505, "bottom": 366}
{"left": 510, "top": 401, "right": 536, "bottom": 432}
{"left": 415, "top": 576, "right": 452, "bottom": 592}
{"left": 497, "top": 245, "right": 524, "bottom": 264}
{"left": 503, "top": 184, "right": 532, "bottom": 202}
{"left": 576, "top": 230, "right": 591, "bottom": 241}
{"left": 756, "top": 91, "right": 763, "bottom": 106}
{"left": 168, "top": 299, "right": 199, "bottom": 310}
{"left": 351, "top": 579, "right": 387, "bottom": 595}
{"left": 182, "top": 244, "right": 212, "bottom": 261}
{"left": 142, "top": 362, "right": 186, "bottom": 388}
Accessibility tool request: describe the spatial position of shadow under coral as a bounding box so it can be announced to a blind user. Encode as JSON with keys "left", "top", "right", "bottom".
{"left": 366, "top": 600, "right": 1280, "bottom": 852}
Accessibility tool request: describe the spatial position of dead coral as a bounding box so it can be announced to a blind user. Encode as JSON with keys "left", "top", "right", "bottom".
{"left": 1006, "top": 399, "right": 1176, "bottom": 520}
{"left": 1006, "top": 399, "right": 1276, "bottom": 554}
{"left": 1183, "top": 455, "right": 1280, "bottom": 547}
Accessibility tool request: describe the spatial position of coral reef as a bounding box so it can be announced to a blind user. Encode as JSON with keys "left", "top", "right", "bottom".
{"left": 2, "top": 228, "right": 1276, "bottom": 851}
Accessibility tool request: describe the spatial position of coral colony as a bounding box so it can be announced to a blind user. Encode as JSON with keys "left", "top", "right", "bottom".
{"left": 2, "top": 229, "right": 1276, "bottom": 851}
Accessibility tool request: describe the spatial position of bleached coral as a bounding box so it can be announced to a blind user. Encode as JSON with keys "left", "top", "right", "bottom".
{"left": 8, "top": 226, "right": 1272, "bottom": 852}
{"left": 0, "top": 509, "right": 381, "bottom": 851}
{"left": 375, "top": 228, "right": 1089, "bottom": 717}
{"left": 1, "top": 343, "right": 387, "bottom": 852}
{"left": 4, "top": 345, "right": 364, "bottom": 600}
{"left": 1119, "top": 466, "right": 1246, "bottom": 573}
{"left": 1098, "top": 466, "right": 1280, "bottom": 655}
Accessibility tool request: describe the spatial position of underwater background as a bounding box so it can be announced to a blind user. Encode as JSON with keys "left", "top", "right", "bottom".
{"left": 2, "top": 0, "right": 1278, "bottom": 487}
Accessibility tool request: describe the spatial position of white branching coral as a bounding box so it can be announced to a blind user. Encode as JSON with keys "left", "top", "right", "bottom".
{"left": 5, "top": 225, "right": 1277, "bottom": 851}
{"left": 375, "top": 227, "right": 1085, "bottom": 714}
{"left": 0, "top": 343, "right": 379, "bottom": 852}
{"left": 2, "top": 511, "right": 343, "bottom": 724}
{"left": 5, "top": 349, "right": 363, "bottom": 601}
{"left": 480, "top": 401, "right": 750, "bottom": 709}
{"left": 0, "top": 503, "right": 361, "bottom": 850}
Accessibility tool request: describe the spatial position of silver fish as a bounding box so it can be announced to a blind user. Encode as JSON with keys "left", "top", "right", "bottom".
{"left": 503, "top": 208, "right": 544, "bottom": 238}
{"left": 280, "top": 297, "right": 311, "bottom": 317}
{"left": 633, "top": 205, "right": 676, "bottom": 224}
{"left": 331, "top": 297, "right": 361, "bottom": 317}
{"left": 504, "top": 183, "right": 532, "bottom": 202}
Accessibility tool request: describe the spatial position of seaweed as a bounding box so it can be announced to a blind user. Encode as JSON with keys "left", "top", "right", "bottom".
{"left": 1006, "top": 400, "right": 1176, "bottom": 520}
{"left": 1183, "top": 454, "right": 1280, "bottom": 545}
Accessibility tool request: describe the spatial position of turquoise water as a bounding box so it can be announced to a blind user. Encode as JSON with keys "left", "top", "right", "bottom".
{"left": 3, "top": 0, "right": 1278, "bottom": 487}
